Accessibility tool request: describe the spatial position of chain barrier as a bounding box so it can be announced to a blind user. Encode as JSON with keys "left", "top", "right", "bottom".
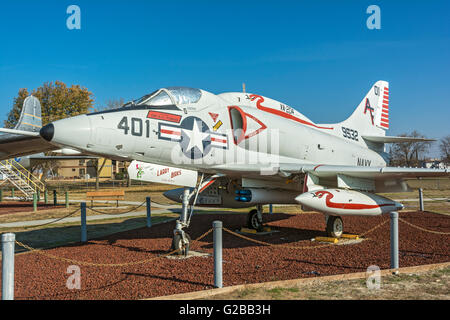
{"left": 86, "top": 201, "right": 146, "bottom": 215}
{"left": 398, "top": 217, "right": 450, "bottom": 235}
{"left": 22, "top": 208, "right": 81, "bottom": 230}
{"left": 424, "top": 197, "right": 450, "bottom": 202}
{"left": 14, "top": 228, "right": 214, "bottom": 268}
{"left": 149, "top": 200, "right": 177, "bottom": 207}
{"left": 1, "top": 208, "right": 81, "bottom": 232}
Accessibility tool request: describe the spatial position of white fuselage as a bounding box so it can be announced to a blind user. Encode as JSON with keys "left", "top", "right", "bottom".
{"left": 45, "top": 89, "right": 388, "bottom": 174}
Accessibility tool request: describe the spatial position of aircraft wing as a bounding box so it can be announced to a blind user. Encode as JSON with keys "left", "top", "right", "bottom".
{"left": 211, "top": 162, "right": 449, "bottom": 193}
{"left": 277, "top": 163, "right": 449, "bottom": 179}
{"left": 212, "top": 162, "right": 448, "bottom": 178}
{"left": 28, "top": 155, "right": 98, "bottom": 160}
{"left": 0, "top": 130, "right": 57, "bottom": 160}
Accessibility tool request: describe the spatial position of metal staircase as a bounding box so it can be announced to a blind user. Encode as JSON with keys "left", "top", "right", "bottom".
{"left": 0, "top": 159, "right": 45, "bottom": 200}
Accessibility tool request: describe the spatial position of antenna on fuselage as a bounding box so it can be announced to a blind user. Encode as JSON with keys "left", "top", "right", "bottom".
{"left": 242, "top": 83, "right": 246, "bottom": 93}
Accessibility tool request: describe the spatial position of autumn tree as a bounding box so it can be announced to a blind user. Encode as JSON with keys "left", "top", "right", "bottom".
{"left": 4, "top": 89, "right": 30, "bottom": 128}
{"left": 4, "top": 81, "right": 95, "bottom": 184}
{"left": 4, "top": 81, "right": 94, "bottom": 127}
{"left": 389, "top": 130, "right": 432, "bottom": 167}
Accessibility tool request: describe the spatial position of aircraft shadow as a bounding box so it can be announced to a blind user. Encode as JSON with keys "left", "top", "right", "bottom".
{"left": 7, "top": 211, "right": 328, "bottom": 254}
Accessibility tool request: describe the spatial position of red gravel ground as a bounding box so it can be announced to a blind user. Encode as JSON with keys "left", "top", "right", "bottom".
{"left": 6, "top": 210, "right": 450, "bottom": 300}
{"left": 0, "top": 201, "right": 64, "bottom": 215}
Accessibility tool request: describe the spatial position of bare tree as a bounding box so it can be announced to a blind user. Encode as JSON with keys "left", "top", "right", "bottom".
{"left": 389, "top": 130, "right": 432, "bottom": 167}
{"left": 91, "top": 98, "right": 125, "bottom": 112}
{"left": 93, "top": 158, "right": 108, "bottom": 190}
{"left": 30, "top": 158, "right": 61, "bottom": 183}
{"left": 440, "top": 135, "right": 450, "bottom": 164}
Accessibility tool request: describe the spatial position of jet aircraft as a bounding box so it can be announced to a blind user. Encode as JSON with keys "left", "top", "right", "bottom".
{"left": 2, "top": 82, "right": 448, "bottom": 254}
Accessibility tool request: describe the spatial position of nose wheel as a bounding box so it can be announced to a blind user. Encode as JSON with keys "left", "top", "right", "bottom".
{"left": 171, "top": 232, "right": 191, "bottom": 256}
{"left": 326, "top": 216, "right": 343, "bottom": 238}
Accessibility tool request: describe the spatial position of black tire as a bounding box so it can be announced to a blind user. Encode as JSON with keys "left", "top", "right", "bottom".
{"left": 171, "top": 233, "right": 191, "bottom": 255}
{"left": 326, "top": 216, "right": 343, "bottom": 238}
{"left": 247, "top": 209, "right": 263, "bottom": 231}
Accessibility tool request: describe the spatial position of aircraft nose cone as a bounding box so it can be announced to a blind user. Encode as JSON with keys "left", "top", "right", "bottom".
{"left": 40, "top": 123, "right": 54, "bottom": 141}
{"left": 40, "top": 115, "right": 92, "bottom": 150}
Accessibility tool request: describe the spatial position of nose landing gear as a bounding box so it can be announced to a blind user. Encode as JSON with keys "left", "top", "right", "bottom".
{"left": 171, "top": 230, "right": 191, "bottom": 256}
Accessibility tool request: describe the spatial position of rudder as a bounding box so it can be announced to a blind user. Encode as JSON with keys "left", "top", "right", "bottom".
{"left": 339, "top": 80, "right": 390, "bottom": 136}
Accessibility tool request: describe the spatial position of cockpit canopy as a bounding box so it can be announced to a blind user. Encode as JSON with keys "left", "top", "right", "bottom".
{"left": 130, "top": 87, "right": 202, "bottom": 109}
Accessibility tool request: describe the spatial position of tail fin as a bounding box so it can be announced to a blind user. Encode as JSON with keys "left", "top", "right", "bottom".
{"left": 339, "top": 80, "right": 390, "bottom": 136}
{"left": 14, "top": 96, "right": 42, "bottom": 132}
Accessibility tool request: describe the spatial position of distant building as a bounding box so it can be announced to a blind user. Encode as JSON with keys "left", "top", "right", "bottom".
{"left": 421, "top": 158, "right": 448, "bottom": 169}
{"left": 53, "top": 158, "right": 130, "bottom": 179}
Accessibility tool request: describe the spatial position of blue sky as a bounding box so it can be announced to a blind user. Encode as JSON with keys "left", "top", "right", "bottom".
{"left": 0, "top": 0, "right": 449, "bottom": 156}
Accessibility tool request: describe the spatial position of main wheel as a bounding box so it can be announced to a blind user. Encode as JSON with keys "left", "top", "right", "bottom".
{"left": 326, "top": 216, "right": 343, "bottom": 238}
{"left": 247, "top": 209, "right": 263, "bottom": 231}
{"left": 171, "top": 233, "right": 191, "bottom": 256}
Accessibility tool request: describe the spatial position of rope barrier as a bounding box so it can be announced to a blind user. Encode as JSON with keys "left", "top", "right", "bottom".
{"left": 12, "top": 213, "right": 446, "bottom": 269}
{"left": 359, "top": 219, "right": 390, "bottom": 237}
{"left": 86, "top": 201, "right": 146, "bottom": 215}
{"left": 223, "top": 227, "right": 333, "bottom": 250}
{"left": 398, "top": 217, "right": 450, "bottom": 235}
{"left": 222, "top": 218, "right": 389, "bottom": 250}
{"left": 13, "top": 228, "right": 214, "bottom": 268}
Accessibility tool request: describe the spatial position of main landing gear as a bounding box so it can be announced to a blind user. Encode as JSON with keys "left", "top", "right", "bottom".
{"left": 247, "top": 204, "right": 264, "bottom": 232}
{"left": 325, "top": 215, "right": 343, "bottom": 238}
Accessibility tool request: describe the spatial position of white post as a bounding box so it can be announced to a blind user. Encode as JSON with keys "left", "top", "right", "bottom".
{"left": 213, "top": 220, "right": 223, "bottom": 288}
{"left": 419, "top": 188, "right": 424, "bottom": 211}
{"left": 2, "top": 233, "right": 15, "bottom": 300}
{"left": 390, "top": 211, "right": 399, "bottom": 270}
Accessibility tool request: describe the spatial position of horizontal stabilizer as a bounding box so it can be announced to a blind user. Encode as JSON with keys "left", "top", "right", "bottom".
{"left": 362, "top": 135, "right": 435, "bottom": 143}
{"left": 0, "top": 128, "right": 40, "bottom": 137}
